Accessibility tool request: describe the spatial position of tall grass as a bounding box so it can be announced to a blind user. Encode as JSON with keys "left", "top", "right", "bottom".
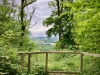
{"left": 21, "top": 51, "right": 100, "bottom": 75}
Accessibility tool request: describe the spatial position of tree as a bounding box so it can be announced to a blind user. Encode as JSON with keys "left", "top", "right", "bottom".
{"left": 63, "top": 1, "right": 100, "bottom": 74}
{"left": 0, "top": 0, "right": 37, "bottom": 50}
{"left": 56, "top": 0, "right": 63, "bottom": 41}
{"left": 43, "top": 0, "right": 63, "bottom": 41}
{"left": 19, "top": 0, "right": 37, "bottom": 50}
{"left": 0, "top": 0, "right": 38, "bottom": 74}
{"left": 0, "top": 0, "right": 22, "bottom": 74}
{"left": 64, "top": 0, "right": 100, "bottom": 53}
{"left": 43, "top": 0, "right": 74, "bottom": 49}
{"left": 0, "top": 0, "right": 21, "bottom": 49}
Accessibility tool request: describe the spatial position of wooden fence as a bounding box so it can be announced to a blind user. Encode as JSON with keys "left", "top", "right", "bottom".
{"left": 18, "top": 51, "right": 84, "bottom": 75}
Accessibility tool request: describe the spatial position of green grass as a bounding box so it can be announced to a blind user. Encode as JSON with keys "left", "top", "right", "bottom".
{"left": 21, "top": 51, "right": 100, "bottom": 75}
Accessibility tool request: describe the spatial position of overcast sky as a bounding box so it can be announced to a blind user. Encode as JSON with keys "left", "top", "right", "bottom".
{"left": 28, "top": 0, "right": 52, "bottom": 37}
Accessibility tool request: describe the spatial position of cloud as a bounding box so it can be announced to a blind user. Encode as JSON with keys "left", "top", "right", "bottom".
{"left": 34, "top": 0, "right": 52, "bottom": 19}
{"left": 30, "top": 30, "right": 47, "bottom": 37}
{"left": 29, "top": 0, "right": 52, "bottom": 37}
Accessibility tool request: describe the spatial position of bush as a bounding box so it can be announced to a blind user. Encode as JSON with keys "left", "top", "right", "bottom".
{"left": 30, "top": 64, "right": 45, "bottom": 75}
{"left": 0, "top": 56, "right": 21, "bottom": 75}
{"left": 0, "top": 48, "right": 22, "bottom": 75}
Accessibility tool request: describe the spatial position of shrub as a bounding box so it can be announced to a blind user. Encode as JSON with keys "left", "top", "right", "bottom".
{"left": 0, "top": 48, "right": 22, "bottom": 75}
{"left": 31, "top": 64, "right": 45, "bottom": 75}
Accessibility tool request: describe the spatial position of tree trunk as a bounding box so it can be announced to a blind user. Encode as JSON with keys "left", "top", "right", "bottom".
{"left": 56, "top": 0, "right": 63, "bottom": 41}
{"left": 19, "top": 0, "right": 25, "bottom": 50}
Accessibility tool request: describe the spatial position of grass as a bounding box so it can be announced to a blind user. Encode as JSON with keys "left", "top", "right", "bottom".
{"left": 21, "top": 51, "right": 100, "bottom": 75}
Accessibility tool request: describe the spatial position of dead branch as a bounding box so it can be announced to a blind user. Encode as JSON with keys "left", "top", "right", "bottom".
{"left": 23, "top": 0, "right": 36, "bottom": 8}
{"left": 8, "top": 0, "right": 15, "bottom": 18}
{"left": 28, "top": 19, "right": 41, "bottom": 28}
{"left": 29, "top": 6, "right": 37, "bottom": 21}
{"left": 26, "top": 4, "right": 41, "bottom": 28}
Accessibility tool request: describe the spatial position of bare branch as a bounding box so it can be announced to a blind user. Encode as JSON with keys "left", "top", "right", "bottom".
{"left": 29, "top": 6, "right": 37, "bottom": 21}
{"left": 23, "top": 0, "right": 36, "bottom": 8}
{"left": 28, "top": 19, "right": 41, "bottom": 28}
{"left": 8, "top": 0, "right": 15, "bottom": 18}
{"left": 25, "top": 4, "right": 41, "bottom": 28}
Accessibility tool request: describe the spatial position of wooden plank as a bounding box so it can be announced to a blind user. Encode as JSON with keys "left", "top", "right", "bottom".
{"left": 21, "top": 54, "right": 25, "bottom": 71}
{"left": 17, "top": 51, "right": 85, "bottom": 74}
{"left": 48, "top": 71, "right": 78, "bottom": 74}
{"left": 27, "top": 53, "right": 31, "bottom": 73}
{"left": 18, "top": 52, "right": 27, "bottom": 55}
{"left": 26, "top": 52, "right": 45, "bottom": 54}
{"left": 82, "top": 52, "right": 100, "bottom": 57}
{"left": 80, "top": 53, "right": 83, "bottom": 73}
{"left": 46, "top": 51, "right": 81, "bottom": 54}
{"left": 45, "top": 53, "right": 48, "bottom": 75}
{"left": 18, "top": 51, "right": 100, "bottom": 57}
{"left": 18, "top": 52, "right": 45, "bottom": 54}
{"left": 18, "top": 51, "right": 82, "bottom": 55}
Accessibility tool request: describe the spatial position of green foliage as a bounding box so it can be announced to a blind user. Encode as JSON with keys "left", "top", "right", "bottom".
{"left": 24, "top": 64, "right": 45, "bottom": 75}
{"left": 66, "top": 0, "right": 100, "bottom": 53}
{"left": 54, "top": 41, "right": 76, "bottom": 50}
{"left": 32, "top": 65, "right": 45, "bottom": 75}
{"left": 0, "top": 58, "right": 21, "bottom": 75}
{"left": 63, "top": 0, "right": 100, "bottom": 74}
{"left": 0, "top": 0, "right": 22, "bottom": 49}
{"left": 0, "top": 48, "right": 21, "bottom": 75}
{"left": 1, "top": 0, "right": 100, "bottom": 75}
{"left": 81, "top": 56, "right": 100, "bottom": 75}
{"left": 0, "top": 1, "right": 21, "bottom": 74}
{"left": 20, "top": 37, "right": 37, "bottom": 51}
{"left": 0, "top": 0, "right": 37, "bottom": 75}
{"left": 54, "top": 41, "right": 62, "bottom": 50}
{"left": 43, "top": 0, "right": 75, "bottom": 48}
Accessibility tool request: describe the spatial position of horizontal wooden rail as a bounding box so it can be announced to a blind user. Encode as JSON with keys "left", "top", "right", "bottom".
{"left": 18, "top": 51, "right": 100, "bottom": 57}
{"left": 82, "top": 52, "right": 100, "bottom": 57}
{"left": 18, "top": 51, "right": 82, "bottom": 54}
{"left": 18, "top": 51, "right": 83, "bottom": 75}
{"left": 18, "top": 51, "right": 100, "bottom": 75}
{"left": 48, "top": 71, "right": 78, "bottom": 74}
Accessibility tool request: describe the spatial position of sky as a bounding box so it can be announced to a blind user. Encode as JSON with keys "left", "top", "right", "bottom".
{"left": 28, "top": 0, "right": 52, "bottom": 37}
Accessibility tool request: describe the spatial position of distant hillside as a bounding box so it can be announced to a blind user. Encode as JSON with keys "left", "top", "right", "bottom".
{"left": 29, "top": 36, "right": 58, "bottom": 51}
{"left": 30, "top": 36, "right": 58, "bottom": 43}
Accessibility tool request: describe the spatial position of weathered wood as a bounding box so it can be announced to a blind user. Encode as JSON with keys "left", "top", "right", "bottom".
{"left": 28, "top": 53, "right": 31, "bottom": 73}
{"left": 48, "top": 71, "right": 78, "bottom": 74}
{"left": 82, "top": 52, "right": 100, "bottom": 57}
{"left": 18, "top": 51, "right": 82, "bottom": 54}
{"left": 18, "top": 51, "right": 100, "bottom": 57}
{"left": 45, "top": 52, "right": 48, "bottom": 75}
{"left": 21, "top": 54, "right": 25, "bottom": 71}
{"left": 18, "top": 51, "right": 84, "bottom": 74}
{"left": 18, "top": 51, "right": 100, "bottom": 75}
{"left": 80, "top": 53, "right": 83, "bottom": 73}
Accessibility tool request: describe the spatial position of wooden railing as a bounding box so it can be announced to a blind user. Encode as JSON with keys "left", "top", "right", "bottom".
{"left": 18, "top": 51, "right": 83, "bottom": 75}
{"left": 82, "top": 52, "right": 100, "bottom": 57}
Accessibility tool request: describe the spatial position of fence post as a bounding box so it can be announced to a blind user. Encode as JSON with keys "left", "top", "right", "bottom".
{"left": 80, "top": 53, "right": 83, "bottom": 73}
{"left": 45, "top": 52, "right": 48, "bottom": 75}
{"left": 28, "top": 53, "right": 31, "bottom": 73}
{"left": 21, "top": 53, "right": 25, "bottom": 72}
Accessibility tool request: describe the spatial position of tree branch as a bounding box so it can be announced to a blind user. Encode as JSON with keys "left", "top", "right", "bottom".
{"left": 29, "top": 6, "right": 37, "bottom": 21}
{"left": 28, "top": 19, "right": 41, "bottom": 28}
{"left": 23, "top": 0, "right": 36, "bottom": 8}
